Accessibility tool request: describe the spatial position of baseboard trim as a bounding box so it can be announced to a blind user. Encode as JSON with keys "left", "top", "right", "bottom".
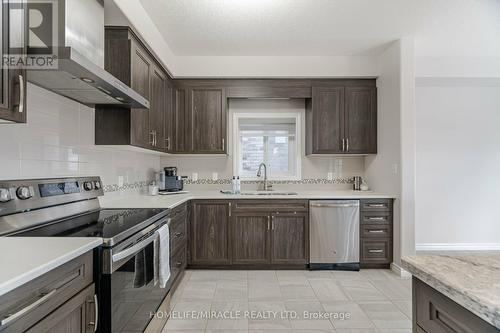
{"left": 390, "top": 262, "right": 411, "bottom": 278}
{"left": 416, "top": 243, "right": 500, "bottom": 251}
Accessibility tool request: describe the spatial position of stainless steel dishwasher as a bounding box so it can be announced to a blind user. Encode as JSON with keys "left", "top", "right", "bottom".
{"left": 309, "top": 200, "right": 360, "bottom": 270}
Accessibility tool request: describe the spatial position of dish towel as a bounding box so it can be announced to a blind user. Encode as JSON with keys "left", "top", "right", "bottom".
{"left": 154, "top": 224, "right": 171, "bottom": 288}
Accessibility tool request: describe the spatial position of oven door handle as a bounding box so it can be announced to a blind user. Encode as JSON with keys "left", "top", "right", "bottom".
{"left": 112, "top": 232, "right": 159, "bottom": 263}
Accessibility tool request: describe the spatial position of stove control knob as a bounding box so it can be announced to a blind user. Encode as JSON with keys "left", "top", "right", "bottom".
{"left": 16, "top": 186, "right": 32, "bottom": 200}
{"left": 93, "top": 181, "right": 101, "bottom": 190}
{"left": 83, "top": 181, "right": 94, "bottom": 191}
{"left": 0, "top": 188, "right": 11, "bottom": 202}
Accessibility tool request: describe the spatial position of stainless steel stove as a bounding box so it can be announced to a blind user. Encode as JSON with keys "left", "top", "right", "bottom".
{"left": 0, "top": 177, "right": 170, "bottom": 333}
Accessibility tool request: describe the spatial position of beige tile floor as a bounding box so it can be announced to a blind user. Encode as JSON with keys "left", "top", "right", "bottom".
{"left": 162, "top": 269, "right": 412, "bottom": 333}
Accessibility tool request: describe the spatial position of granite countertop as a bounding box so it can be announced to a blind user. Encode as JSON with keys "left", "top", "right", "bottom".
{"left": 99, "top": 190, "right": 396, "bottom": 209}
{"left": 402, "top": 252, "right": 500, "bottom": 329}
{"left": 0, "top": 237, "right": 102, "bottom": 297}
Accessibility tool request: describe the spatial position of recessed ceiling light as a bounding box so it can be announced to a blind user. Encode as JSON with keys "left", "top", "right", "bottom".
{"left": 115, "top": 96, "right": 125, "bottom": 102}
{"left": 81, "top": 77, "right": 94, "bottom": 83}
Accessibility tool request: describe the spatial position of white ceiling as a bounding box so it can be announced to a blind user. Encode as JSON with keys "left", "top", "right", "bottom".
{"left": 138, "top": 0, "right": 500, "bottom": 57}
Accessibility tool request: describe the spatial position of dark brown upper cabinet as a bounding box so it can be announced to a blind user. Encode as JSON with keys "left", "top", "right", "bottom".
{"left": 306, "top": 82, "right": 377, "bottom": 155}
{"left": 173, "top": 83, "right": 227, "bottom": 154}
{"left": 95, "top": 26, "right": 172, "bottom": 152}
{"left": 0, "top": 0, "right": 27, "bottom": 123}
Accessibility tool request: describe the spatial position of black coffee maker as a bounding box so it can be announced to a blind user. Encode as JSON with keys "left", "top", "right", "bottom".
{"left": 162, "top": 167, "right": 184, "bottom": 192}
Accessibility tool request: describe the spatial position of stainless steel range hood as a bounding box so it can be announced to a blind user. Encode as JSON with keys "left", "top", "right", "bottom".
{"left": 26, "top": 0, "right": 149, "bottom": 109}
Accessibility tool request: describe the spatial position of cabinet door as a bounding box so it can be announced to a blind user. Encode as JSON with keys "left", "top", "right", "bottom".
{"left": 0, "top": 0, "right": 27, "bottom": 123}
{"left": 271, "top": 212, "right": 309, "bottom": 264}
{"left": 24, "top": 284, "right": 96, "bottom": 333}
{"left": 344, "top": 86, "right": 377, "bottom": 154}
{"left": 310, "top": 87, "right": 344, "bottom": 153}
{"left": 163, "top": 81, "right": 174, "bottom": 152}
{"left": 190, "top": 201, "right": 230, "bottom": 265}
{"left": 231, "top": 212, "right": 270, "bottom": 265}
{"left": 130, "top": 41, "right": 151, "bottom": 148}
{"left": 173, "top": 86, "right": 191, "bottom": 153}
{"left": 189, "top": 87, "right": 226, "bottom": 153}
{"left": 149, "top": 64, "right": 166, "bottom": 151}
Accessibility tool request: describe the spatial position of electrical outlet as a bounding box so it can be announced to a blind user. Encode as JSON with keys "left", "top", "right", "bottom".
{"left": 327, "top": 172, "right": 334, "bottom": 181}
{"left": 212, "top": 172, "right": 218, "bottom": 181}
{"left": 192, "top": 172, "right": 198, "bottom": 181}
{"left": 392, "top": 163, "right": 399, "bottom": 175}
{"left": 118, "top": 176, "right": 124, "bottom": 187}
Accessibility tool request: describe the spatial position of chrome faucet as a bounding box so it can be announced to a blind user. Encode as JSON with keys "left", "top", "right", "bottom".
{"left": 257, "top": 162, "right": 272, "bottom": 191}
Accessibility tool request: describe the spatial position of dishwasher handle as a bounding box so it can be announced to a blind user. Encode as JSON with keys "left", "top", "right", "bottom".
{"left": 310, "top": 202, "right": 359, "bottom": 208}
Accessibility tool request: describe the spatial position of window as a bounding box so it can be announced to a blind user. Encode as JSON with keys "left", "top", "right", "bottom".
{"left": 233, "top": 113, "right": 301, "bottom": 180}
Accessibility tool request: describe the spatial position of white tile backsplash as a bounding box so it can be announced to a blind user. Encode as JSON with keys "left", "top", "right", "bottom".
{"left": 0, "top": 83, "right": 160, "bottom": 193}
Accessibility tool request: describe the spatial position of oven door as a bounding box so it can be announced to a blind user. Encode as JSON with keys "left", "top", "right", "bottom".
{"left": 101, "top": 217, "right": 170, "bottom": 333}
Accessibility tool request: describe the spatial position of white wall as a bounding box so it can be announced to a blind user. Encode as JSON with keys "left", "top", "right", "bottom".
{"left": 0, "top": 84, "right": 160, "bottom": 196}
{"left": 415, "top": 80, "right": 500, "bottom": 250}
{"left": 365, "top": 41, "right": 402, "bottom": 263}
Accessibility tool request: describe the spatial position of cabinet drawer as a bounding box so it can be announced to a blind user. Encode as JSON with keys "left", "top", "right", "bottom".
{"left": 361, "top": 199, "right": 392, "bottom": 212}
{"left": 0, "top": 252, "right": 93, "bottom": 332}
{"left": 361, "top": 212, "right": 392, "bottom": 224}
{"left": 169, "top": 246, "right": 187, "bottom": 288}
{"left": 414, "top": 277, "right": 498, "bottom": 333}
{"left": 170, "top": 203, "right": 187, "bottom": 219}
{"left": 170, "top": 213, "right": 187, "bottom": 255}
{"left": 233, "top": 200, "right": 309, "bottom": 212}
{"left": 361, "top": 224, "right": 392, "bottom": 238}
{"left": 360, "top": 239, "right": 392, "bottom": 264}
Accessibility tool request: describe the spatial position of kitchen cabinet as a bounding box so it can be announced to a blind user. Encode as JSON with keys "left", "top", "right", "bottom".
{"left": 0, "top": 0, "right": 27, "bottom": 123}
{"left": 24, "top": 284, "right": 96, "bottom": 333}
{"left": 189, "top": 200, "right": 309, "bottom": 268}
{"left": 413, "top": 277, "right": 499, "bottom": 333}
{"left": 306, "top": 83, "right": 376, "bottom": 155}
{"left": 359, "top": 199, "right": 393, "bottom": 268}
{"left": 173, "top": 83, "right": 227, "bottom": 154}
{"left": 95, "top": 26, "right": 172, "bottom": 152}
{"left": 271, "top": 212, "right": 309, "bottom": 264}
{"left": 0, "top": 252, "right": 95, "bottom": 333}
{"left": 189, "top": 200, "right": 231, "bottom": 265}
{"left": 231, "top": 212, "right": 270, "bottom": 265}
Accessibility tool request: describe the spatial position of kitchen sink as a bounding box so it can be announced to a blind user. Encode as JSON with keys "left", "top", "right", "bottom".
{"left": 239, "top": 191, "right": 298, "bottom": 196}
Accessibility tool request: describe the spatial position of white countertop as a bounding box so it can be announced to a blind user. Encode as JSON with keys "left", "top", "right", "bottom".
{"left": 100, "top": 190, "right": 396, "bottom": 209}
{"left": 0, "top": 237, "right": 102, "bottom": 297}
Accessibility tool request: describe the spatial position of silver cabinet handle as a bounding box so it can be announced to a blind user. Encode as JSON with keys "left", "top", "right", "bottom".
{"left": 165, "top": 137, "right": 171, "bottom": 150}
{"left": 149, "top": 131, "right": 155, "bottom": 146}
{"left": 346, "top": 138, "right": 349, "bottom": 152}
{"left": 368, "top": 230, "right": 385, "bottom": 234}
{"left": 368, "top": 249, "right": 384, "bottom": 253}
{"left": 154, "top": 131, "right": 157, "bottom": 147}
{"left": 174, "top": 232, "right": 183, "bottom": 238}
{"left": 228, "top": 202, "right": 231, "bottom": 217}
{"left": 18, "top": 75, "right": 24, "bottom": 113}
{"left": 89, "top": 294, "right": 98, "bottom": 332}
{"left": 271, "top": 215, "right": 275, "bottom": 230}
{"left": 222, "top": 138, "right": 225, "bottom": 151}
{"left": 342, "top": 138, "right": 345, "bottom": 152}
{"left": 367, "top": 204, "right": 386, "bottom": 208}
{"left": 0, "top": 289, "right": 57, "bottom": 327}
{"left": 267, "top": 215, "right": 271, "bottom": 230}
{"left": 367, "top": 216, "right": 386, "bottom": 221}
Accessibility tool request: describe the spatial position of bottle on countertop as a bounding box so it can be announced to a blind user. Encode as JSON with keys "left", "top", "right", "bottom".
{"left": 232, "top": 176, "right": 237, "bottom": 194}
{"left": 158, "top": 170, "right": 166, "bottom": 191}
{"left": 236, "top": 176, "right": 241, "bottom": 194}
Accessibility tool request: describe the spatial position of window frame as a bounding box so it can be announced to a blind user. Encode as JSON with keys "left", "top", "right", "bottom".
{"left": 232, "top": 112, "right": 302, "bottom": 181}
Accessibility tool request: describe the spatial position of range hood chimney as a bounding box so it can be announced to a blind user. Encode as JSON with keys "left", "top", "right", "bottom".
{"left": 27, "top": 0, "right": 149, "bottom": 109}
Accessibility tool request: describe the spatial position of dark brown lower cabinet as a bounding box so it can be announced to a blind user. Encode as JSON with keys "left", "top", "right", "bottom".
{"left": 360, "top": 199, "right": 393, "bottom": 269}
{"left": 24, "top": 284, "right": 96, "bottom": 333}
{"left": 271, "top": 212, "right": 309, "bottom": 265}
{"left": 189, "top": 200, "right": 231, "bottom": 265}
{"left": 413, "top": 277, "right": 499, "bottom": 333}
{"left": 231, "top": 212, "right": 270, "bottom": 265}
